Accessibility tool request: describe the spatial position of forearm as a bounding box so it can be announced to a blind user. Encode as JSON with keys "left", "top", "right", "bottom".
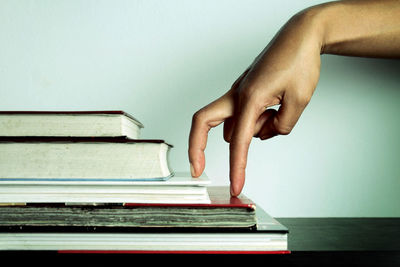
{"left": 309, "top": 0, "right": 400, "bottom": 58}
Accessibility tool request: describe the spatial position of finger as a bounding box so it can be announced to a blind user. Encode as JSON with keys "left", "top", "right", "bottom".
{"left": 188, "top": 111, "right": 208, "bottom": 178}
{"left": 225, "top": 106, "right": 276, "bottom": 143}
{"left": 254, "top": 109, "right": 279, "bottom": 140}
{"left": 223, "top": 68, "right": 251, "bottom": 143}
{"left": 223, "top": 117, "right": 235, "bottom": 143}
{"left": 253, "top": 109, "right": 276, "bottom": 138}
{"left": 257, "top": 93, "right": 309, "bottom": 140}
{"left": 229, "top": 98, "right": 263, "bottom": 196}
{"left": 189, "top": 91, "right": 235, "bottom": 177}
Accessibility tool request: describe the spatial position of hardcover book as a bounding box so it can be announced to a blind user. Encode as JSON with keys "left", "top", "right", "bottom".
{"left": 0, "top": 209, "right": 288, "bottom": 254}
{"left": 0, "top": 187, "right": 289, "bottom": 254}
{"left": 0, "top": 136, "right": 172, "bottom": 181}
{"left": 0, "top": 110, "right": 143, "bottom": 139}
{"left": 0, "top": 186, "right": 253, "bottom": 229}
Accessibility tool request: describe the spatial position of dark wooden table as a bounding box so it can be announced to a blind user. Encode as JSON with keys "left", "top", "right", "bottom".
{"left": 2, "top": 218, "right": 399, "bottom": 266}
{"left": 276, "top": 218, "right": 400, "bottom": 266}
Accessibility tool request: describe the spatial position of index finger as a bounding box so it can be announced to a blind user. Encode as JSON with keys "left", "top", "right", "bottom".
{"left": 189, "top": 91, "right": 235, "bottom": 177}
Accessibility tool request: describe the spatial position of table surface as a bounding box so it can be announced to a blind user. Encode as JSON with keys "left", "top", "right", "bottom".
{"left": 277, "top": 217, "right": 400, "bottom": 252}
{"left": 2, "top": 218, "right": 400, "bottom": 266}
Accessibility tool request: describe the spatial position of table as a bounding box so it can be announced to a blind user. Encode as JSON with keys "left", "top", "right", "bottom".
{"left": 1, "top": 218, "right": 399, "bottom": 266}
{"left": 277, "top": 218, "right": 400, "bottom": 266}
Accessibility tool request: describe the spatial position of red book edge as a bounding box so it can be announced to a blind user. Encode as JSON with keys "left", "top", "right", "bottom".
{"left": 58, "top": 250, "right": 291, "bottom": 255}
{"left": 124, "top": 186, "right": 256, "bottom": 210}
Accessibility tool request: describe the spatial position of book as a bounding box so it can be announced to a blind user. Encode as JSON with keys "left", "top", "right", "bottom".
{"left": 0, "top": 186, "right": 254, "bottom": 229}
{"left": 0, "top": 110, "right": 290, "bottom": 253}
{"left": 0, "top": 195, "right": 289, "bottom": 253}
{"left": 0, "top": 136, "right": 172, "bottom": 181}
{"left": 4, "top": 230, "right": 288, "bottom": 254}
{"left": 0, "top": 172, "right": 211, "bottom": 204}
{"left": 0, "top": 110, "right": 143, "bottom": 139}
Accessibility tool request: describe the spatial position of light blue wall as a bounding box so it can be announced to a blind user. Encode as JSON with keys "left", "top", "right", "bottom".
{"left": 1, "top": 0, "right": 399, "bottom": 217}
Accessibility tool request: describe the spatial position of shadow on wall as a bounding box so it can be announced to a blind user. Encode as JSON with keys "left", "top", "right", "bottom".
{"left": 321, "top": 55, "right": 400, "bottom": 88}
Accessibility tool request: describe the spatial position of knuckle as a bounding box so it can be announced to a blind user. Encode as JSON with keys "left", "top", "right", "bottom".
{"left": 298, "top": 95, "right": 312, "bottom": 107}
{"left": 238, "top": 87, "right": 267, "bottom": 112}
{"left": 294, "top": 89, "right": 312, "bottom": 107}
{"left": 274, "top": 122, "right": 293, "bottom": 135}
{"left": 223, "top": 132, "right": 231, "bottom": 143}
{"left": 223, "top": 118, "right": 234, "bottom": 143}
{"left": 239, "top": 86, "right": 259, "bottom": 102}
{"left": 192, "top": 109, "right": 207, "bottom": 124}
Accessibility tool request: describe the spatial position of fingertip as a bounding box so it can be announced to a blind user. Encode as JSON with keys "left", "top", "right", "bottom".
{"left": 230, "top": 184, "right": 237, "bottom": 197}
{"left": 189, "top": 155, "right": 205, "bottom": 178}
{"left": 190, "top": 162, "right": 202, "bottom": 178}
{"left": 190, "top": 163, "right": 196, "bottom": 177}
{"left": 229, "top": 147, "right": 247, "bottom": 196}
{"left": 229, "top": 168, "right": 245, "bottom": 197}
{"left": 230, "top": 182, "right": 243, "bottom": 197}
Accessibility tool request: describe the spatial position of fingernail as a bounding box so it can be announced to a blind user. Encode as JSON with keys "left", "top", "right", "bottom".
{"left": 190, "top": 163, "right": 195, "bottom": 177}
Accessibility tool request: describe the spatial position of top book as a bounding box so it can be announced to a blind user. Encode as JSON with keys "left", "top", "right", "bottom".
{"left": 0, "top": 111, "right": 144, "bottom": 139}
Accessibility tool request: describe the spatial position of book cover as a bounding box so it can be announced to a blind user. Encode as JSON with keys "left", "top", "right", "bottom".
{"left": 0, "top": 110, "right": 143, "bottom": 138}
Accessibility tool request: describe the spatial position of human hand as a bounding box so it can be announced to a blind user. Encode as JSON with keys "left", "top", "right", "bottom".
{"left": 189, "top": 10, "right": 322, "bottom": 196}
{"left": 189, "top": 0, "right": 400, "bottom": 196}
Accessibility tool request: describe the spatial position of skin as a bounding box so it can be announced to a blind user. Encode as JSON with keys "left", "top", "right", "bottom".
{"left": 188, "top": 0, "right": 400, "bottom": 196}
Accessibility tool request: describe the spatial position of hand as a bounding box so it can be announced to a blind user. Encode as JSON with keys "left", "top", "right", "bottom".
{"left": 189, "top": 10, "right": 323, "bottom": 196}
{"left": 189, "top": 0, "right": 400, "bottom": 196}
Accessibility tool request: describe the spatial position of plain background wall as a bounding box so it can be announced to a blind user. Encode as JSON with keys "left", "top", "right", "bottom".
{"left": 0, "top": 0, "right": 399, "bottom": 217}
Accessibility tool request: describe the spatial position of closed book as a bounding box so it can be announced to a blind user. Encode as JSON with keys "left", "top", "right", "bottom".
{"left": 0, "top": 172, "right": 211, "bottom": 204}
{"left": 0, "top": 186, "right": 255, "bottom": 230}
{"left": 0, "top": 110, "right": 143, "bottom": 139}
{"left": 0, "top": 136, "right": 172, "bottom": 181}
{"left": 0, "top": 188, "right": 289, "bottom": 253}
{"left": 5, "top": 208, "right": 289, "bottom": 254}
{"left": 0, "top": 214, "right": 289, "bottom": 254}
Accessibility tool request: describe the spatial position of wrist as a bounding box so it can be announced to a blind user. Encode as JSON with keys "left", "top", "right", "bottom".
{"left": 302, "top": 1, "right": 400, "bottom": 58}
{"left": 287, "top": 4, "right": 327, "bottom": 55}
{"left": 304, "top": 3, "right": 342, "bottom": 55}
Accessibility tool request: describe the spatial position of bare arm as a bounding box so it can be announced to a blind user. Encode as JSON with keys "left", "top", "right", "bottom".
{"left": 189, "top": 0, "right": 400, "bottom": 196}
{"left": 320, "top": 0, "right": 400, "bottom": 57}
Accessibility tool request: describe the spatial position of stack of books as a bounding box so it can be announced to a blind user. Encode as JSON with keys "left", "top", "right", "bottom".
{"left": 0, "top": 111, "right": 210, "bottom": 204}
{"left": 0, "top": 110, "right": 289, "bottom": 254}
